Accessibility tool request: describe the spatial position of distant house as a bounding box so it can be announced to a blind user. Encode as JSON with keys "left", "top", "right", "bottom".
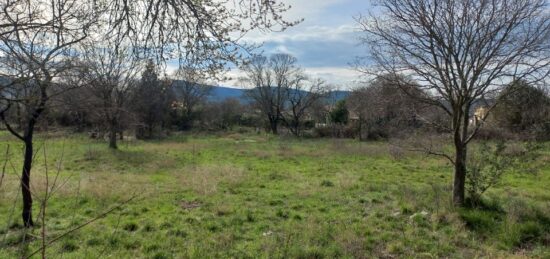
{"left": 470, "top": 106, "right": 489, "bottom": 127}
{"left": 348, "top": 110, "right": 360, "bottom": 122}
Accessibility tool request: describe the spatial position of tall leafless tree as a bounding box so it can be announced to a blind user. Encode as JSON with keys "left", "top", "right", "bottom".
{"left": 283, "top": 78, "right": 329, "bottom": 136}
{"left": 347, "top": 75, "right": 426, "bottom": 140}
{"left": 356, "top": 0, "right": 550, "bottom": 205}
{"left": 171, "top": 66, "right": 213, "bottom": 130}
{"left": 242, "top": 54, "right": 301, "bottom": 134}
{"left": 78, "top": 39, "right": 142, "bottom": 149}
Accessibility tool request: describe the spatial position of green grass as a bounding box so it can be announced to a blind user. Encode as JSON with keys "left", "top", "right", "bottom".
{"left": 0, "top": 131, "right": 549, "bottom": 258}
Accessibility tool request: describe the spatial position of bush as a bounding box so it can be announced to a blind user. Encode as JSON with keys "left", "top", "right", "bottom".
{"left": 313, "top": 126, "right": 332, "bottom": 138}
{"left": 492, "top": 80, "right": 550, "bottom": 139}
{"left": 473, "top": 125, "right": 516, "bottom": 141}
{"left": 466, "top": 142, "right": 512, "bottom": 202}
{"left": 466, "top": 141, "right": 541, "bottom": 202}
{"left": 312, "top": 124, "right": 357, "bottom": 139}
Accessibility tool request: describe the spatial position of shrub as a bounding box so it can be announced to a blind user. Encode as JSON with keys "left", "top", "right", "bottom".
{"left": 466, "top": 142, "right": 512, "bottom": 202}
{"left": 466, "top": 141, "right": 541, "bottom": 203}
{"left": 313, "top": 126, "right": 332, "bottom": 138}
{"left": 492, "top": 80, "right": 550, "bottom": 140}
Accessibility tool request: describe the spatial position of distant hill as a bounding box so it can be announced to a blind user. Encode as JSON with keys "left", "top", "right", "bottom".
{"left": 208, "top": 86, "right": 350, "bottom": 103}
{"left": 326, "top": 90, "right": 350, "bottom": 103}
{"left": 209, "top": 86, "right": 247, "bottom": 102}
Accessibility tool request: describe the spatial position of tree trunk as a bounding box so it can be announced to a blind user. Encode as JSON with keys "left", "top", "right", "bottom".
{"left": 109, "top": 126, "right": 118, "bottom": 149}
{"left": 20, "top": 103, "right": 44, "bottom": 228}
{"left": 291, "top": 120, "right": 299, "bottom": 136}
{"left": 453, "top": 142, "right": 467, "bottom": 206}
{"left": 148, "top": 124, "right": 153, "bottom": 139}
{"left": 16, "top": 104, "right": 23, "bottom": 130}
{"left": 21, "top": 138, "right": 34, "bottom": 227}
{"left": 358, "top": 117, "right": 363, "bottom": 141}
{"left": 270, "top": 119, "right": 278, "bottom": 135}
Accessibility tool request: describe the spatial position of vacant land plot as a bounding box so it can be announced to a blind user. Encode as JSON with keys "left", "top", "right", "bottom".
{"left": 0, "top": 132, "right": 549, "bottom": 258}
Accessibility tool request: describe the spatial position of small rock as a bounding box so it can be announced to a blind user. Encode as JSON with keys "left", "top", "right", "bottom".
{"left": 262, "top": 231, "right": 273, "bottom": 236}
{"left": 409, "top": 210, "right": 429, "bottom": 219}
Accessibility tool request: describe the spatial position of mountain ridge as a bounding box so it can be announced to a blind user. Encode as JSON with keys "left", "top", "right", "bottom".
{"left": 208, "top": 85, "right": 350, "bottom": 103}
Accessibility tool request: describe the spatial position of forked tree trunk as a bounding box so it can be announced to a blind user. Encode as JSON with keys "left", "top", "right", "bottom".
{"left": 293, "top": 125, "right": 299, "bottom": 137}
{"left": 20, "top": 100, "right": 45, "bottom": 227}
{"left": 288, "top": 119, "right": 299, "bottom": 136}
{"left": 269, "top": 118, "right": 278, "bottom": 135}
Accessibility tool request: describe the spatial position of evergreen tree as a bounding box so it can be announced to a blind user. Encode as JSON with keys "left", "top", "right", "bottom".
{"left": 132, "top": 60, "right": 171, "bottom": 139}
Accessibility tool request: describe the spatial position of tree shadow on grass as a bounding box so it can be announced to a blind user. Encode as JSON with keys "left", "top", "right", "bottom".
{"left": 72, "top": 147, "right": 160, "bottom": 173}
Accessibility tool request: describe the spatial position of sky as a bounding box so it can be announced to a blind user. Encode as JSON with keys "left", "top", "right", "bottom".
{"left": 222, "top": 0, "right": 373, "bottom": 89}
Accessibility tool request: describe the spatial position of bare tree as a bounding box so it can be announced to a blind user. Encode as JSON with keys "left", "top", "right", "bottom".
{"left": 356, "top": 0, "right": 550, "bottom": 205}
{"left": 0, "top": 0, "right": 99, "bottom": 227}
{"left": 171, "top": 66, "right": 213, "bottom": 130}
{"left": 243, "top": 55, "right": 277, "bottom": 134}
{"left": 347, "top": 75, "right": 425, "bottom": 140}
{"left": 104, "top": 0, "right": 300, "bottom": 79}
{"left": 78, "top": 39, "right": 142, "bottom": 149}
{"left": 283, "top": 78, "right": 329, "bottom": 136}
{"left": 242, "top": 54, "right": 301, "bottom": 134}
{"left": 200, "top": 98, "right": 245, "bottom": 130}
{"left": 492, "top": 80, "right": 550, "bottom": 139}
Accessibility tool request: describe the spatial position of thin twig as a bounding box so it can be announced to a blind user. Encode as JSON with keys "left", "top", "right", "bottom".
{"left": 0, "top": 144, "right": 8, "bottom": 188}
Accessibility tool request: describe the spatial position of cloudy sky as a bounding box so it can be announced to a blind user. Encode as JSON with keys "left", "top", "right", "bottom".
{"left": 222, "top": 0, "right": 373, "bottom": 89}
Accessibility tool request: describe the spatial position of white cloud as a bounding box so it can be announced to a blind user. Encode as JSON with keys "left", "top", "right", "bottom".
{"left": 304, "top": 67, "right": 363, "bottom": 87}
{"left": 241, "top": 24, "right": 357, "bottom": 44}
{"left": 237, "top": 0, "right": 361, "bottom": 44}
{"left": 165, "top": 0, "right": 370, "bottom": 87}
{"left": 269, "top": 44, "right": 298, "bottom": 56}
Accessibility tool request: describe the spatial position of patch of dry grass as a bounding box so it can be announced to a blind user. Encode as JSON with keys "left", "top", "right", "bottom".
{"left": 176, "top": 164, "right": 246, "bottom": 196}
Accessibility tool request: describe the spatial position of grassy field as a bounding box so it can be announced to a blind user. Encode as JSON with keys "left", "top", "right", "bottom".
{"left": 0, "top": 131, "right": 549, "bottom": 258}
